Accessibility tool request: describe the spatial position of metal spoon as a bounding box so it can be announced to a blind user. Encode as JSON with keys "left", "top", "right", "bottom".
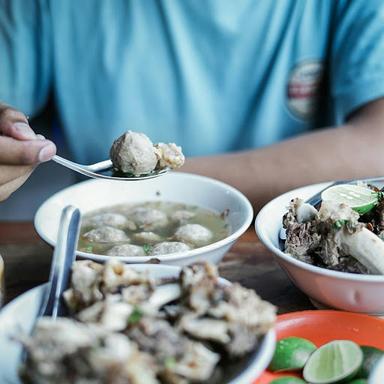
{"left": 38, "top": 205, "right": 80, "bottom": 319}
{"left": 52, "top": 155, "right": 169, "bottom": 181}
{"left": 20, "top": 206, "right": 80, "bottom": 364}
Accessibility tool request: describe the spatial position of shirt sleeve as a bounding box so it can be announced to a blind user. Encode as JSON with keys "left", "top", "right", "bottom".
{"left": 331, "top": 0, "right": 384, "bottom": 123}
{"left": 0, "top": 0, "right": 51, "bottom": 117}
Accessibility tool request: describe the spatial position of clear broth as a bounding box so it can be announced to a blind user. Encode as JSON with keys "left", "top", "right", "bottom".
{"left": 79, "top": 201, "right": 230, "bottom": 256}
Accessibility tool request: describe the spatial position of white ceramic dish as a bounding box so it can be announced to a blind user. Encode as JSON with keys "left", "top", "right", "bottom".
{"left": 34, "top": 173, "right": 253, "bottom": 266}
{"left": 255, "top": 181, "right": 384, "bottom": 315}
{"left": 370, "top": 356, "right": 384, "bottom": 384}
{"left": 0, "top": 264, "right": 275, "bottom": 384}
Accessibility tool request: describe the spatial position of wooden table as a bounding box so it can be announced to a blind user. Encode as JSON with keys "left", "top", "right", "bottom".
{"left": 0, "top": 222, "right": 314, "bottom": 313}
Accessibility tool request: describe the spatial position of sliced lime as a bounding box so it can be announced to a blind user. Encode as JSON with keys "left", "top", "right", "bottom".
{"left": 321, "top": 184, "right": 378, "bottom": 215}
{"left": 303, "top": 340, "right": 363, "bottom": 384}
{"left": 269, "top": 336, "right": 317, "bottom": 372}
{"left": 356, "top": 346, "right": 384, "bottom": 378}
{"left": 347, "top": 379, "right": 368, "bottom": 384}
{"left": 270, "top": 378, "right": 307, "bottom": 384}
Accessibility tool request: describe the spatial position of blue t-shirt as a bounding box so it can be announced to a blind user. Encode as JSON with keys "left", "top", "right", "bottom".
{"left": 1, "top": 0, "right": 384, "bottom": 163}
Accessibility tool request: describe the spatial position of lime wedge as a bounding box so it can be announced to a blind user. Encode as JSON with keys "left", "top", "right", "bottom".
{"left": 321, "top": 184, "right": 378, "bottom": 215}
{"left": 347, "top": 379, "right": 367, "bottom": 384}
{"left": 270, "top": 378, "right": 307, "bottom": 384}
{"left": 303, "top": 340, "right": 363, "bottom": 384}
{"left": 269, "top": 336, "right": 317, "bottom": 372}
{"left": 356, "top": 346, "right": 384, "bottom": 378}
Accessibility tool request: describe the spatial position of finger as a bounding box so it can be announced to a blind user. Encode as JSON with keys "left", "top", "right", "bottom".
{"left": 0, "top": 164, "right": 34, "bottom": 185}
{"left": 0, "top": 171, "right": 33, "bottom": 202}
{"left": 0, "top": 106, "right": 36, "bottom": 140}
{"left": 8, "top": 122, "right": 37, "bottom": 140}
{"left": 0, "top": 104, "right": 28, "bottom": 124}
{"left": 0, "top": 136, "right": 56, "bottom": 165}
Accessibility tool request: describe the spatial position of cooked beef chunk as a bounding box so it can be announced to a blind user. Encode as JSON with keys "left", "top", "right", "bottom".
{"left": 110, "top": 131, "right": 158, "bottom": 175}
{"left": 151, "top": 241, "right": 191, "bottom": 256}
{"left": 82, "top": 226, "right": 128, "bottom": 243}
{"left": 175, "top": 224, "right": 213, "bottom": 246}
{"left": 106, "top": 244, "right": 146, "bottom": 257}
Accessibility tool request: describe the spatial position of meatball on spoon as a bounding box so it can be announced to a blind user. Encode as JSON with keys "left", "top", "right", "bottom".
{"left": 52, "top": 131, "right": 184, "bottom": 181}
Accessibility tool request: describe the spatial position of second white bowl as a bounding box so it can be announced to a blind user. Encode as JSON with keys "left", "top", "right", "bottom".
{"left": 255, "top": 182, "right": 384, "bottom": 315}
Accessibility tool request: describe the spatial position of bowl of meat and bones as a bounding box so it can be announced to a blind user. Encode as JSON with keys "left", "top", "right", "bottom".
{"left": 256, "top": 179, "right": 384, "bottom": 315}
{"left": 0, "top": 261, "right": 276, "bottom": 384}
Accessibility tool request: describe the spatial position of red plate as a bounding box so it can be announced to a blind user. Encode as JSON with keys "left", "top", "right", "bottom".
{"left": 254, "top": 310, "right": 384, "bottom": 384}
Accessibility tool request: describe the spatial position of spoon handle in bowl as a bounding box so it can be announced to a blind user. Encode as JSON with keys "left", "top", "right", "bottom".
{"left": 39, "top": 205, "right": 80, "bottom": 319}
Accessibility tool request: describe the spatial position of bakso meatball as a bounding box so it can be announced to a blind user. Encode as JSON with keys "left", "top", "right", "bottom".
{"left": 83, "top": 226, "right": 129, "bottom": 243}
{"left": 130, "top": 207, "right": 168, "bottom": 230}
{"left": 151, "top": 241, "right": 191, "bottom": 256}
{"left": 110, "top": 131, "right": 158, "bottom": 175}
{"left": 86, "top": 213, "right": 131, "bottom": 229}
{"left": 106, "top": 244, "right": 145, "bottom": 257}
{"left": 133, "top": 231, "right": 162, "bottom": 244}
{"left": 170, "top": 210, "right": 196, "bottom": 223}
{"left": 154, "top": 143, "right": 185, "bottom": 169}
{"left": 175, "top": 224, "right": 212, "bottom": 246}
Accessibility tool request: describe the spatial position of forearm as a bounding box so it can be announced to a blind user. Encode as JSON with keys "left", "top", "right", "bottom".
{"left": 183, "top": 122, "right": 384, "bottom": 212}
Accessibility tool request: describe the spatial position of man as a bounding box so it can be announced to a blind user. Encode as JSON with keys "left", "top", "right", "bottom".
{"left": 1, "top": 0, "right": 384, "bottom": 210}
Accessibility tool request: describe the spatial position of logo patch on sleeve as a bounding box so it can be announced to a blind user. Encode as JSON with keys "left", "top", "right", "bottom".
{"left": 287, "top": 60, "right": 324, "bottom": 120}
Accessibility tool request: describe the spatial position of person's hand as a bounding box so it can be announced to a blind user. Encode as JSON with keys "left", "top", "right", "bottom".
{"left": 0, "top": 105, "right": 56, "bottom": 201}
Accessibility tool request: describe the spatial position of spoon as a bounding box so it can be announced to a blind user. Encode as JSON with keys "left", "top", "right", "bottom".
{"left": 52, "top": 155, "right": 169, "bottom": 181}
{"left": 38, "top": 205, "right": 80, "bottom": 318}
{"left": 20, "top": 205, "right": 80, "bottom": 364}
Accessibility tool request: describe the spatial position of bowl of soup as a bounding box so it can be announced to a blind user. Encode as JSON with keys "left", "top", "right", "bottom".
{"left": 34, "top": 173, "right": 253, "bottom": 265}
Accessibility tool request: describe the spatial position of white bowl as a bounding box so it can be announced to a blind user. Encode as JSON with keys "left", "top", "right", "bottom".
{"left": 34, "top": 173, "right": 253, "bottom": 265}
{"left": 255, "top": 182, "right": 384, "bottom": 315}
{"left": 0, "top": 264, "right": 275, "bottom": 384}
{"left": 370, "top": 356, "right": 384, "bottom": 384}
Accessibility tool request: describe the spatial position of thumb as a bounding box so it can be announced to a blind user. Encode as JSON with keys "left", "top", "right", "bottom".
{"left": 0, "top": 136, "right": 56, "bottom": 165}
